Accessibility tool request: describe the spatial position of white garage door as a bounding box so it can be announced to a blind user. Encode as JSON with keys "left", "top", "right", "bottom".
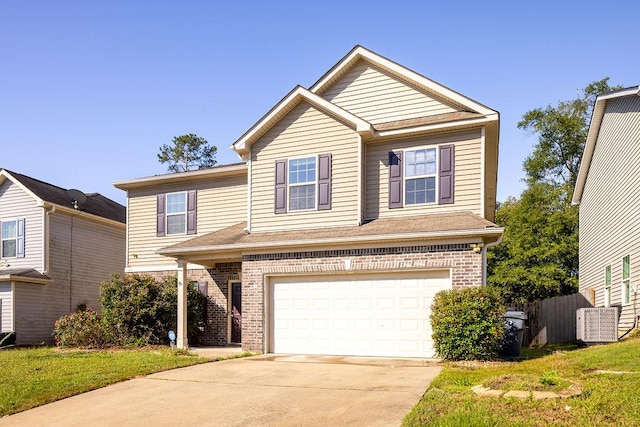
{"left": 270, "top": 271, "right": 450, "bottom": 358}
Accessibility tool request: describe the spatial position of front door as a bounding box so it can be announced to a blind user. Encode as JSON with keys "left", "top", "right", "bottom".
{"left": 231, "top": 282, "right": 242, "bottom": 343}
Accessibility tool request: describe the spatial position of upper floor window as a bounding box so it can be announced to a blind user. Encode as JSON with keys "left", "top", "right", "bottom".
{"left": 405, "top": 148, "right": 437, "bottom": 205}
{"left": 604, "top": 265, "right": 611, "bottom": 307}
{"left": 622, "top": 255, "right": 631, "bottom": 305}
{"left": 156, "top": 191, "right": 197, "bottom": 237}
{"left": 166, "top": 192, "right": 187, "bottom": 235}
{"left": 289, "top": 157, "right": 317, "bottom": 211}
{"left": 274, "top": 154, "right": 332, "bottom": 214}
{"left": 0, "top": 218, "right": 25, "bottom": 258}
{"left": 389, "top": 144, "right": 454, "bottom": 209}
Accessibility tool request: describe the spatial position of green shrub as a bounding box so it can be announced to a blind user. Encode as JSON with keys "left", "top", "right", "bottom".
{"left": 430, "top": 286, "right": 505, "bottom": 361}
{"left": 53, "top": 309, "right": 107, "bottom": 348}
{"left": 100, "top": 274, "right": 206, "bottom": 345}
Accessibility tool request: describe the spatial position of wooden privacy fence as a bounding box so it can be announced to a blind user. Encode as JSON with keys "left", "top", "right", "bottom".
{"left": 509, "top": 292, "right": 594, "bottom": 347}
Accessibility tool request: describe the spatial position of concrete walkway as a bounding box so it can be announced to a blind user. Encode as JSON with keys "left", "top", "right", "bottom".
{"left": 0, "top": 354, "right": 441, "bottom": 427}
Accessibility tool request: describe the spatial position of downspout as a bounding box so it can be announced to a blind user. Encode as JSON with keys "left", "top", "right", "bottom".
{"left": 245, "top": 149, "right": 252, "bottom": 233}
{"left": 357, "top": 135, "right": 363, "bottom": 225}
{"left": 44, "top": 206, "right": 56, "bottom": 274}
{"left": 481, "top": 235, "right": 502, "bottom": 285}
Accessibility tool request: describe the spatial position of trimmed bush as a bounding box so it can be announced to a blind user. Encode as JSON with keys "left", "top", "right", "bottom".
{"left": 100, "top": 274, "right": 206, "bottom": 345}
{"left": 53, "top": 309, "right": 107, "bottom": 348}
{"left": 431, "top": 286, "right": 505, "bottom": 361}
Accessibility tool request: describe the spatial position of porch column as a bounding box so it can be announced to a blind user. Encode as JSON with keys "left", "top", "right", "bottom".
{"left": 176, "top": 260, "right": 189, "bottom": 349}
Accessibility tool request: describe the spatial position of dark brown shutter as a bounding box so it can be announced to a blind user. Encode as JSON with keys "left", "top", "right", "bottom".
{"left": 156, "top": 194, "right": 165, "bottom": 236}
{"left": 274, "top": 159, "right": 287, "bottom": 214}
{"left": 318, "top": 154, "right": 332, "bottom": 210}
{"left": 388, "top": 151, "right": 403, "bottom": 209}
{"left": 187, "top": 190, "right": 197, "bottom": 235}
{"left": 438, "top": 144, "right": 454, "bottom": 204}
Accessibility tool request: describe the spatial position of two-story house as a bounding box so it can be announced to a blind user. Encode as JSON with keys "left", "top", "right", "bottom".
{"left": 573, "top": 86, "right": 640, "bottom": 331}
{"left": 0, "top": 169, "right": 125, "bottom": 345}
{"left": 114, "top": 46, "right": 502, "bottom": 358}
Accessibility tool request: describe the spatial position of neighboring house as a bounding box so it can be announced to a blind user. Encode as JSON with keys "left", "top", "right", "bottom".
{"left": 0, "top": 169, "right": 125, "bottom": 345}
{"left": 573, "top": 86, "right": 640, "bottom": 330}
{"left": 114, "top": 46, "right": 502, "bottom": 358}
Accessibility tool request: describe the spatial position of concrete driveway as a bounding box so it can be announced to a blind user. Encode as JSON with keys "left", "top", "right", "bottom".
{"left": 0, "top": 354, "right": 441, "bottom": 427}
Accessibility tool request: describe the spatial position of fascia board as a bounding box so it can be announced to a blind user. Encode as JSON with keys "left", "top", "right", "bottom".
{"left": 113, "top": 163, "right": 247, "bottom": 190}
{"left": 157, "top": 227, "right": 504, "bottom": 257}
{"left": 40, "top": 202, "right": 126, "bottom": 229}
{"left": 310, "top": 46, "right": 498, "bottom": 117}
{"left": 373, "top": 115, "right": 498, "bottom": 139}
{"left": 0, "top": 170, "right": 45, "bottom": 206}
{"left": 231, "top": 86, "right": 372, "bottom": 154}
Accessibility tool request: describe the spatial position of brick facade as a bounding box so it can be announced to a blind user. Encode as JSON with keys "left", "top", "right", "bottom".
{"left": 240, "top": 244, "right": 482, "bottom": 353}
{"left": 143, "top": 262, "right": 242, "bottom": 346}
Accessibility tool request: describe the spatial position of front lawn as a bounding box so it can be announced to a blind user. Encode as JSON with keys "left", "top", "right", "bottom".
{"left": 404, "top": 338, "right": 640, "bottom": 426}
{"left": 0, "top": 347, "right": 209, "bottom": 417}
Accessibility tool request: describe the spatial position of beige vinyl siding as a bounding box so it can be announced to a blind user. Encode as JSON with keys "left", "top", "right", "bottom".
{"left": 0, "top": 283, "right": 12, "bottom": 332}
{"left": 14, "top": 282, "right": 58, "bottom": 345}
{"left": 250, "top": 102, "right": 359, "bottom": 233}
{"left": 321, "top": 61, "right": 459, "bottom": 125}
{"left": 579, "top": 95, "right": 640, "bottom": 327}
{"left": 365, "top": 130, "right": 482, "bottom": 220}
{"left": 0, "top": 180, "right": 44, "bottom": 269}
{"left": 127, "top": 174, "right": 246, "bottom": 269}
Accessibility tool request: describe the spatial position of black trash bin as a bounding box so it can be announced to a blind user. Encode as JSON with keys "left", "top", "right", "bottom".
{"left": 503, "top": 311, "right": 527, "bottom": 357}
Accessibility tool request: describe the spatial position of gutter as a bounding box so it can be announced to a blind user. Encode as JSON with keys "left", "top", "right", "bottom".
{"left": 481, "top": 235, "right": 503, "bottom": 285}
{"left": 157, "top": 227, "right": 504, "bottom": 257}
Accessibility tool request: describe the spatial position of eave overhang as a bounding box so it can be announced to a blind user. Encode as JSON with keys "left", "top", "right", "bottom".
{"left": 572, "top": 86, "right": 640, "bottom": 205}
{"left": 113, "top": 163, "right": 247, "bottom": 191}
{"left": 231, "top": 86, "right": 374, "bottom": 157}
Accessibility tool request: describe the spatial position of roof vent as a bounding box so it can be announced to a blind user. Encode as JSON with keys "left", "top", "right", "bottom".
{"left": 67, "top": 189, "right": 87, "bottom": 210}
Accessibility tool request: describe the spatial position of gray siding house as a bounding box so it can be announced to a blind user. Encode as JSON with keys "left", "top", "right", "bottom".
{"left": 0, "top": 169, "right": 125, "bottom": 345}
{"left": 573, "top": 86, "right": 640, "bottom": 330}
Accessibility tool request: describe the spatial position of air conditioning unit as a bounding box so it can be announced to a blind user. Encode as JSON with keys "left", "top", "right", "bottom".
{"left": 576, "top": 308, "right": 618, "bottom": 342}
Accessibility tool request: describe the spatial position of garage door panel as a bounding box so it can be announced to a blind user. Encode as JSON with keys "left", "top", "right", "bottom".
{"left": 271, "top": 271, "right": 450, "bottom": 358}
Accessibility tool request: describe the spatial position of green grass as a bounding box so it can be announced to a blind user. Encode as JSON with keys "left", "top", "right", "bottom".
{"left": 0, "top": 347, "right": 210, "bottom": 417}
{"left": 404, "top": 338, "right": 640, "bottom": 426}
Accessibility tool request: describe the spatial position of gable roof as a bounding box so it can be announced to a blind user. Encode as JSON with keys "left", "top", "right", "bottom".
{"left": 310, "top": 45, "right": 498, "bottom": 117}
{"left": 231, "top": 46, "right": 499, "bottom": 158}
{"left": 572, "top": 85, "right": 640, "bottom": 205}
{"left": 0, "top": 169, "right": 126, "bottom": 224}
{"left": 231, "top": 86, "right": 374, "bottom": 157}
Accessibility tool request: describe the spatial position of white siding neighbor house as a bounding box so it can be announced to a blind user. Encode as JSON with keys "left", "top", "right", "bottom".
{"left": 0, "top": 169, "right": 125, "bottom": 345}
{"left": 573, "top": 86, "right": 640, "bottom": 330}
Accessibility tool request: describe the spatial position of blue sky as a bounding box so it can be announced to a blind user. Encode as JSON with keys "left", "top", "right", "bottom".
{"left": 1, "top": 1, "right": 639, "bottom": 206}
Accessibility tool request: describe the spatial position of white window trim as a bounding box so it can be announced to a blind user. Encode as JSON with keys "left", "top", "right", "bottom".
{"left": 604, "top": 265, "right": 611, "bottom": 308}
{"left": 287, "top": 155, "right": 318, "bottom": 212}
{"left": 166, "top": 191, "right": 187, "bottom": 235}
{"left": 0, "top": 218, "right": 18, "bottom": 259}
{"left": 622, "top": 255, "right": 631, "bottom": 306}
{"left": 403, "top": 146, "right": 439, "bottom": 206}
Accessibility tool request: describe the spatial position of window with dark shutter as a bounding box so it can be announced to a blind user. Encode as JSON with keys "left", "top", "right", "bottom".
{"left": 318, "top": 154, "right": 332, "bottom": 210}
{"left": 388, "top": 151, "right": 403, "bottom": 209}
{"left": 274, "top": 160, "right": 287, "bottom": 214}
{"left": 186, "top": 190, "right": 197, "bottom": 235}
{"left": 156, "top": 194, "right": 166, "bottom": 236}
{"left": 438, "top": 144, "right": 454, "bottom": 204}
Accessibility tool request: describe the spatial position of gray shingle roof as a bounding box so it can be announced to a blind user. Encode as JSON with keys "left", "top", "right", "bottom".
{"left": 2, "top": 169, "right": 125, "bottom": 223}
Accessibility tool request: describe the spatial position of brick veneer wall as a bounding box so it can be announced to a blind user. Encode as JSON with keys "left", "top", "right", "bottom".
{"left": 240, "top": 244, "right": 482, "bottom": 353}
{"left": 140, "top": 262, "right": 242, "bottom": 346}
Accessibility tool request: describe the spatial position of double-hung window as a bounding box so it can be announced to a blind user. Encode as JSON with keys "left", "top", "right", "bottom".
{"left": 1, "top": 220, "right": 17, "bottom": 258}
{"left": 274, "top": 154, "right": 332, "bottom": 214}
{"left": 166, "top": 192, "right": 187, "bottom": 235}
{"left": 622, "top": 255, "right": 631, "bottom": 305}
{"left": 288, "top": 157, "right": 317, "bottom": 211}
{"left": 604, "top": 265, "right": 611, "bottom": 307}
{"left": 404, "top": 148, "right": 437, "bottom": 205}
